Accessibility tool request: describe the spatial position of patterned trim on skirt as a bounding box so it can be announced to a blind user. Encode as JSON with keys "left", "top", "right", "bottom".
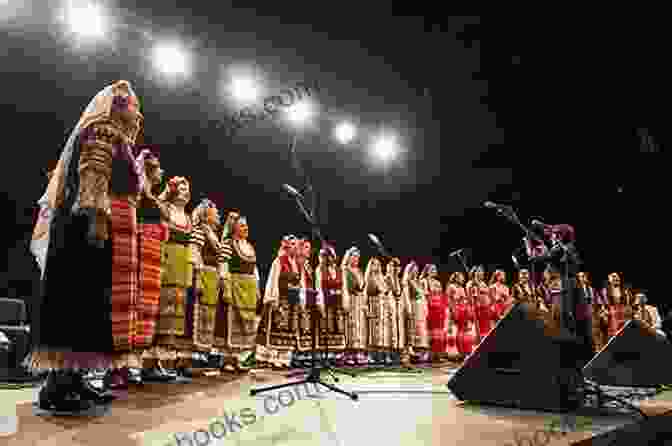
{"left": 136, "top": 223, "right": 163, "bottom": 349}
{"left": 193, "top": 266, "right": 219, "bottom": 351}
{"left": 110, "top": 199, "right": 137, "bottom": 352}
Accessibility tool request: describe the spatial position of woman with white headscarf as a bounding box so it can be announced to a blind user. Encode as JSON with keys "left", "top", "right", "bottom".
{"left": 29, "top": 80, "right": 143, "bottom": 412}
{"left": 342, "top": 247, "right": 368, "bottom": 366}
{"left": 404, "top": 262, "right": 429, "bottom": 363}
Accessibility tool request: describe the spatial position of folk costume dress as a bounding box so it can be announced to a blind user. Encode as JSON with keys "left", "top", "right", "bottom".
{"left": 455, "top": 289, "right": 478, "bottom": 357}
{"left": 315, "top": 246, "right": 347, "bottom": 361}
{"left": 189, "top": 199, "right": 225, "bottom": 353}
{"left": 380, "top": 259, "right": 402, "bottom": 363}
{"left": 29, "top": 81, "right": 143, "bottom": 411}
{"left": 404, "top": 262, "right": 429, "bottom": 362}
{"left": 217, "top": 214, "right": 261, "bottom": 369}
{"left": 443, "top": 277, "right": 464, "bottom": 358}
{"left": 258, "top": 236, "right": 301, "bottom": 368}
{"left": 135, "top": 148, "right": 170, "bottom": 366}
{"left": 489, "top": 272, "right": 512, "bottom": 321}
{"left": 342, "top": 247, "right": 369, "bottom": 365}
{"left": 422, "top": 265, "right": 446, "bottom": 358}
{"left": 365, "top": 258, "right": 389, "bottom": 363}
{"left": 603, "top": 276, "right": 633, "bottom": 338}
{"left": 295, "top": 240, "right": 317, "bottom": 361}
{"left": 511, "top": 271, "right": 536, "bottom": 307}
{"left": 155, "top": 177, "right": 194, "bottom": 364}
{"left": 574, "top": 274, "right": 596, "bottom": 352}
{"left": 29, "top": 80, "right": 143, "bottom": 371}
{"left": 467, "top": 267, "right": 494, "bottom": 342}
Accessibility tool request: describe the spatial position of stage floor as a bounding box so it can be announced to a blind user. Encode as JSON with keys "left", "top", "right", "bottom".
{"left": 2, "top": 365, "right": 672, "bottom": 445}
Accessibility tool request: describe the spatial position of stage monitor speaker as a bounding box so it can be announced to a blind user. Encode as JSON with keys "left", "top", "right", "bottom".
{"left": 447, "top": 302, "right": 585, "bottom": 412}
{"left": 571, "top": 412, "right": 672, "bottom": 446}
{"left": 583, "top": 319, "right": 672, "bottom": 387}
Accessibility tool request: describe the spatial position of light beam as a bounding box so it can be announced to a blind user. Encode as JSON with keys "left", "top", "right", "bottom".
{"left": 152, "top": 41, "right": 190, "bottom": 77}
{"left": 371, "top": 134, "right": 399, "bottom": 163}
{"left": 62, "top": 1, "right": 108, "bottom": 39}
{"left": 334, "top": 121, "right": 357, "bottom": 144}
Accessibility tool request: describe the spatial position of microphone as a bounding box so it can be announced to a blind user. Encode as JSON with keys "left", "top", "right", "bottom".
{"left": 449, "top": 248, "right": 464, "bottom": 257}
{"left": 484, "top": 201, "right": 512, "bottom": 211}
{"left": 283, "top": 184, "right": 304, "bottom": 200}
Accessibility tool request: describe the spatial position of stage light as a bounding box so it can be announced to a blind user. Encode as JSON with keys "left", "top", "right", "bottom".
{"left": 61, "top": 1, "right": 108, "bottom": 40}
{"left": 371, "top": 134, "right": 399, "bottom": 163}
{"left": 334, "top": 121, "right": 357, "bottom": 144}
{"left": 285, "top": 100, "right": 314, "bottom": 126}
{"left": 152, "top": 41, "right": 190, "bottom": 77}
{"left": 230, "top": 76, "right": 260, "bottom": 104}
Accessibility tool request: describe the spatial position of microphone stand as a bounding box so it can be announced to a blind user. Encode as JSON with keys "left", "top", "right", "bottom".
{"left": 250, "top": 168, "right": 357, "bottom": 401}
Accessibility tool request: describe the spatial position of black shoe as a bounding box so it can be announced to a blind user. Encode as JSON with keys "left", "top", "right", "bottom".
{"left": 141, "top": 367, "right": 176, "bottom": 382}
{"left": 38, "top": 370, "right": 95, "bottom": 412}
{"left": 75, "top": 372, "right": 116, "bottom": 404}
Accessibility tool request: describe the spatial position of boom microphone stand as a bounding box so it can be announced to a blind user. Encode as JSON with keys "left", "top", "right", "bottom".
{"left": 250, "top": 190, "right": 357, "bottom": 399}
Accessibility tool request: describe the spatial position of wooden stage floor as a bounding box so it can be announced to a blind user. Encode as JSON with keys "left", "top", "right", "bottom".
{"left": 2, "top": 365, "right": 672, "bottom": 445}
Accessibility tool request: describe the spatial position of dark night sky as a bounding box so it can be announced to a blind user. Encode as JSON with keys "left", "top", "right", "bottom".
{"left": 1, "top": 5, "right": 668, "bottom": 310}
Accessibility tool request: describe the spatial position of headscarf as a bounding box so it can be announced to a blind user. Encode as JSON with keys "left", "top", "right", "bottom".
{"left": 364, "top": 258, "right": 384, "bottom": 289}
{"left": 158, "top": 176, "right": 190, "bottom": 203}
{"left": 30, "top": 80, "right": 142, "bottom": 277}
{"left": 341, "top": 247, "right": 360, "bottom": 270}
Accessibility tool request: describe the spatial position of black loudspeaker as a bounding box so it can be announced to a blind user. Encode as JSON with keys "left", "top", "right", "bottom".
{"left": 571, "top": 412, "right": 672, "bottom": 446}
{"left": 447, "top": 303, "right": 585, "bottom": 412}
{"left": 583, "top": 319, "right": 672, "bottom": 387}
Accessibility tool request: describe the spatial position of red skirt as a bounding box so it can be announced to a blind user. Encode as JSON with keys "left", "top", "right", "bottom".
{"left": 445, "top": 324, "right": 459, "bottom": 355}
{"left": 135, "top": 223, "right": 166, "bottom": 349}
{"left": 457, "top": 326, "right": 476, "bottom": 355}
{"left": 476, "top": 303, "right": 494, "bottom": 339}
{"left": 110, "top": 199, "right": 137, "bottom": 352}
{"left": 427, "top": 294, "right": 446, "bottom": 353}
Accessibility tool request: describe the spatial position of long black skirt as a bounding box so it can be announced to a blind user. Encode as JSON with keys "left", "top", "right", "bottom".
{"left": 31, "top": 210, "right": 114, "bottom": 353}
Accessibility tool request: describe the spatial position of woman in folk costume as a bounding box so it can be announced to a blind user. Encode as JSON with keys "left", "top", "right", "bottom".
{"left": 422, "top": 264, "right": 446, "bottom": 362}
{"left": 443, "top": 272, "right": 464, "bottom": 360}
{"left": 154, "top": 176, "right": 194, "bottom": 372}
{"left": 489, "top": 269, "right": 512, "bottom": 321}
{"left": 632, "top": 291, "right": 665, "bottom": 337}
{"left": 294, "top": 237, "right": 317, "bottom": 366}
{"left": 342, "top": 247, "right": 369, "bottom": 366}
{"left": 315, "top": 244, "right": 347, "bottom": 365}
{"left": 574, "top": 271, "right": 596, "bottom": 353}
{"left": 602, "top": 272, "right": 633, "bottom": 338}
{"left": 535, "top": 267, "right": 553, "bottom": 312}
{"left": 258, "top": 235, "right": 301, "bottom": 369}
{"left": 452, "top": 272, "right": 477, "bottom": 358}
{"left": 511, "top": 268, "right": 536, "bottom": 306}
{"left": 29, "top": 80, "right": 143, "bottom": 411}
{"left": 134, "top": 147, "right": 173, "bottom": 381}
{"left": 189, "top": 199, "right": 225, "bottom": 354}
{"left": 365, "top": 257, "right": 389, "bottom": 365}
{"left": 466, "top": 265, "right": 493, "bottom": 342}
{"left": 216, "top": 213, "right": 262, "bottom": 372}
{"left": 384, "top": 258, "right": 404, "bottom": 364}
{"left": 404, "top": 262, "right": 429, "bottom": 363}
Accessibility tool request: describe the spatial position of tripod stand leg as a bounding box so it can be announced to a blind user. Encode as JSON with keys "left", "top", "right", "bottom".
{"left": 250, "top": 379, "right": 307, "bottom": 396}
{"left": 315, "top": 379, "right": 358, "bottom": 400}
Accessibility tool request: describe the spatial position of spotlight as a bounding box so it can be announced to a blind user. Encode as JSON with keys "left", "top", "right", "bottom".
{"left": 230, "top": 76, "right": 260, "bottom": 104}
{"left": 334, "top": 121, "right": 357, "bottom": 144}
{"left": 61, "top": 1, "right": 108, "bottom": 39}
{"left": 371, "top": 134, "right": 399, "bottom": 163}
{"left": 285, "top": 100, "right": 314, "bottom": 126}
{"left": 152, "top": 41, "right": 190, "bottom": 77}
